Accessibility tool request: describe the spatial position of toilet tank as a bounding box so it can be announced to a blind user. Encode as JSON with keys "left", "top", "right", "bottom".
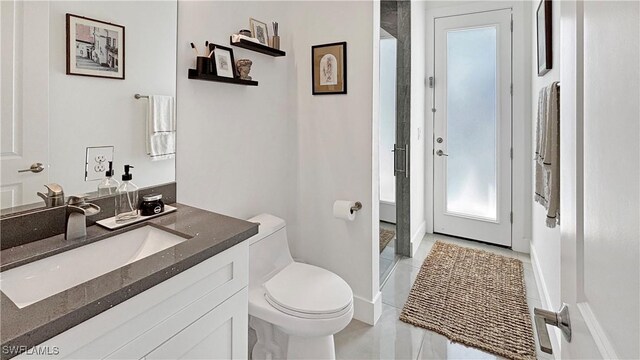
{"left": 247, "top": 214, "right": 294, "bottom": 288}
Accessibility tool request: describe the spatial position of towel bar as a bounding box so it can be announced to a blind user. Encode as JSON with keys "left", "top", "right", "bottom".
{"left": 134, "top": 94, "right": 148, "bottom": 99}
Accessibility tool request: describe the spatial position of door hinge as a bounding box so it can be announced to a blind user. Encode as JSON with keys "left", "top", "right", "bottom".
{"left": 428, "top": 76, "right": 434, "bottom": 88}
{"left": 510, "top": 212, "right": 513, "bottom": 224}
{"left": 510, "top": 19, "right": 513, "bottom": 32}
{"left": 432, "top": 108, "right": 436, "bottom": 113}
{"left": 510, "top": 83, "right": 513, "bottom": 95}
{"left": 510, "top": 147, "right": 513, "bottom": 159}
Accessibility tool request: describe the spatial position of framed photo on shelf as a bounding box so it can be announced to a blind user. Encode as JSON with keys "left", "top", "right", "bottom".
{"left": 250, "top": 18, "right": 269, "bottom": 45}
{"left": 312, "top": 42, "right": 347, "bottom": 95}
{"left": 212, "top": 44, "right": 237, "bottom": 78}
{"left": 536, "top": 0, "right": 552, "bottom": 76}
{"left": 66, "top": 13, "right": 125, "bottom": 79}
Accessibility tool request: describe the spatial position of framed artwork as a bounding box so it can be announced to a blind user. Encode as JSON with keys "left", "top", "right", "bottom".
{"left": 250, "top": 18, "right": 269, "bottom": 45}
{"left": 66, "top": 14, "right": 125, "bottom": 79}
{"left": 536, "top": 0, "right": 552, "bottom": 76}
{"left": 312, "top": 42, "right": 347, "bottom": 95}
{"left": 212, "top": 44, "right": 236, "bottom": 78}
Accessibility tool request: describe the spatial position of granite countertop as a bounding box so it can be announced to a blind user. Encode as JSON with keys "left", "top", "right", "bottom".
{"left": 0, "top": 203, "right": 258, "bottom": 359}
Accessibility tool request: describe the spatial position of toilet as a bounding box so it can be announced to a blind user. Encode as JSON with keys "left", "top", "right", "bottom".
{"left": 247, "top": 214, "right": 354, "bottom": 360}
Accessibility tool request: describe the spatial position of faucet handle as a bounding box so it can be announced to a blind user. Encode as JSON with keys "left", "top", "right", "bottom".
{"left": 67, "top": 195, "right": 101, "bottom": 216}
{"left": 44, "top": 183, "right": 64, "bottom": 196}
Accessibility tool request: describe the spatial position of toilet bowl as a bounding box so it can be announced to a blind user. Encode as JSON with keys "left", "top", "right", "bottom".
{"left": 247, "top": 214, "right": 353, "bottom": 360}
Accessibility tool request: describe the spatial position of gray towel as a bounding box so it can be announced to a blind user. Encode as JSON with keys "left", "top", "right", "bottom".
{"left": 534, "top": 82, "right": 560, "bottom": 228}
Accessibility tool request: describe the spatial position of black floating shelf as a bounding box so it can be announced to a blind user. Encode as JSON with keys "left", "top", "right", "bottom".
{"left": 188, "top": 69, "right": 258, "bottom": 86}
{"left": 230, "top": 37, "right": 286, "bottom": 57}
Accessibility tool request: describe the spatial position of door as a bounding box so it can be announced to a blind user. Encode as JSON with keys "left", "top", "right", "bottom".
{"left": 433, "top": 9, "right": 512, "bottom": 246}
{"left": 1, "top": 1, "right": 49, "bottom": 209}
{"left": 542, "top": 1, "right": 639, "bottom": 358}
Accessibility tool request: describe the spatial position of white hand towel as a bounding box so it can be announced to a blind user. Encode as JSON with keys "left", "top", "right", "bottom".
{"left": 534, "top": 82, "right": 560, "bottom": 228}
{"left": 146, "top": 95, "right": 176, "bottom": 161}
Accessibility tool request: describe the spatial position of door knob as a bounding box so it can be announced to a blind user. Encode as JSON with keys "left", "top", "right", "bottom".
{"left": 436, "top": 150, "right": 448, "bottom": 157}
{"left": 18, "top": 163, "right": 44, "bottom": 173}
{"left": 534, "top": 303, "right": 572, "bottom": 354}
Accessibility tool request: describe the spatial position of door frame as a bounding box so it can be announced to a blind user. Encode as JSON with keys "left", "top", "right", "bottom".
{"left": 424, "top": 1, "right": 531, "bottom": 253}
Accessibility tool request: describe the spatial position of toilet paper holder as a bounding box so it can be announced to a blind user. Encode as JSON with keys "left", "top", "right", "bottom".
{"left": 350, "top": 202, "right": 362, "bottom": 214}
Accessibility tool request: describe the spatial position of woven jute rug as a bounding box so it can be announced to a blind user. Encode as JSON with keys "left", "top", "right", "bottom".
{"left": 400, "top": 241, "right": 536, "bottom": 360}
{"left": 379, "top": 228, "right": 395, "bottom": 253}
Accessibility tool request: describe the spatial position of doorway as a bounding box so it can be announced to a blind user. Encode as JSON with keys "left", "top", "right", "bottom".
{"left": 379, "top": 29, "right": 399, "bottom": 281}
{"left": 432, "top": 9, "right": 512, "bottom": 247}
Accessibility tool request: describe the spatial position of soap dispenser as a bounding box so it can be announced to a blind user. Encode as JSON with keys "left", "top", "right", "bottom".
{"left": 97, "top": 161, "right": 120, "bottom": 196}
{"left": 115, "top": 165, "right": 139, "bottom": 223}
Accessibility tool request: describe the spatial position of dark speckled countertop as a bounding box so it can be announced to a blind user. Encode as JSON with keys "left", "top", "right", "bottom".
{"left": 0, "top": 203, "right": 258, "bottom": 359}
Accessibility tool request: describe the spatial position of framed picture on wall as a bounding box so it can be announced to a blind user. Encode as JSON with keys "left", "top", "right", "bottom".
{"left": 312, "top": 42, "right": 347, "bottom": 95}
{"left": 66, "top": 14, "right": 125, "bottom": 79}
{"left": 250, "top": 18, "right": 269, "bottom": 45}
{"left": 536, "top": 0, "right": 552, "bottom": 76}
{"left": 212, "top": 44, "right": 237, "bottom": 79}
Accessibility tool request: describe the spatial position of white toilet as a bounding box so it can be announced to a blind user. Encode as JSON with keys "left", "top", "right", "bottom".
{"left": 247, "top": 214, "right": 354, "bottom": 360}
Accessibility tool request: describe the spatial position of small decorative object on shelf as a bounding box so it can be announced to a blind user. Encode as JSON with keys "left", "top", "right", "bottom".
{"left": 271, "top": 22, "right": 280, "bottom": 50}
{"left": 210, "top": 44, "right": 237, "bottom": 78}
{"left": 249, "top": 17, "right": 269, "bottom": 45}
{"left": 236, "top": 59, "right": 253, "bottom": 80}
{"left": 239, "top": 29, "right": 252, "bottom": 37}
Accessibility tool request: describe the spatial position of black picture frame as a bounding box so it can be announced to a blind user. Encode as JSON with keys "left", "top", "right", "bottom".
{"left": 210, "top": 44, "right": 237, "bottom": 79}
{"left": 312, "top": 42, "right": 347, "bottom": 95}
{"left": 536, "top": 0, "right": 553, "bottom": 76}
{"left": 66, "top": 13, "right": 125, "bottom": 80}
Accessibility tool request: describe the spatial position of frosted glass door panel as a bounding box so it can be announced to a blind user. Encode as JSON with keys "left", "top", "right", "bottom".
{"left": 445, "top": 27, "right": 497, "bottom": 220}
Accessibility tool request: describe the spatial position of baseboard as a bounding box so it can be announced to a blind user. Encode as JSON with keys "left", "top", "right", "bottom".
{"left": 410, "top": 221, "right": 426, "bottom": 257}
{"left": 352, "top": 292, "right": 382, "bottom": 326}
{"left": 530, "top": 244, "right": 560, "bottom": 358}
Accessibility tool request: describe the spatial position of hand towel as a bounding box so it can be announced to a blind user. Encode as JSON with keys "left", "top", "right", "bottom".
{"left": 534, "top": 82, "right": 560, "bottom": 227}
{"left": 146, "top": 95, "right": 176, "bottom": 161}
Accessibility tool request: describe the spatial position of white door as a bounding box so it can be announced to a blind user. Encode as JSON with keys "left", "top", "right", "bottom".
{"left": 433, "top": 9, "right": 512, "bottom": 246}
{"left": 542, "top": 1, "right": 639, "bottom": 358}
{"left": 1, "top": 1, "right": 49, "bottom": 209}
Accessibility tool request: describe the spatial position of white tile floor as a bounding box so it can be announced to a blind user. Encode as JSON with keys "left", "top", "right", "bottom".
{"left": 335, "top": 232, "right": 554, "bottom": 360}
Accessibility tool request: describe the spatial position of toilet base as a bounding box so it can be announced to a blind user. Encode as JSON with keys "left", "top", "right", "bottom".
{"left": 250, "top": 316, "right": 336, "bottom": 360}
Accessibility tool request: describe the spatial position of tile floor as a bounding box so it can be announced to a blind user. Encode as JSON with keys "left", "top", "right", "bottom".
{"left": 335, "top": 232, "right": 554, "bottom": 360}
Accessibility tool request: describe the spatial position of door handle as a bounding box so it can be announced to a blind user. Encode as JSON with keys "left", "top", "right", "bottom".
{"left": 436, "top": 150, "right": 448, "bottom": 157}
{"left": 18, "top": 163, "right": 44, "bottom": 173}
{"left": 533, "top": 303, "right": 572, "bottom": 354}
{"left": 393, "top": 144, "right": 409, "bottom": 178}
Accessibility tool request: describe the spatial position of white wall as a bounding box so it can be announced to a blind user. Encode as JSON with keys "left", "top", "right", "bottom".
{"left": 529, "top": 0, "right": 561, "bottom": 326}
{"left": 176, "top": 1, "right": 295, "bottom": 223}
{"left": 288, "top": 0, "right": 379, "bottom": 324}
{"left": 177, "top": 1, "right": 380, "bottom": 324}
{"left": 48, "top": 1, "right": 176, "bottom": 196}
{"left": 410, "top": 0, "right": 427, "bottom": 253}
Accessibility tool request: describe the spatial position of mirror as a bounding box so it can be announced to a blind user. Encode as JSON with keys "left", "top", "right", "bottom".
{"left": 1, "top": 1, "right": 177, "bottom": 213}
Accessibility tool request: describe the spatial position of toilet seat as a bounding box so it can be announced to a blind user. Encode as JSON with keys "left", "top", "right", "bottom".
{"left": 263, "top": 262, "right": 353, "bottom": 320}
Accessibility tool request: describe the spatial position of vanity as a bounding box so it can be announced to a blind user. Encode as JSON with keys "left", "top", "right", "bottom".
{"left": 1, "top": 204, "right": 258, "bottom": 359}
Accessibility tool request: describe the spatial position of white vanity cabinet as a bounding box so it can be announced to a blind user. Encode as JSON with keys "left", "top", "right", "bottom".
{"left": 17, "top": 242, "right": 249, "bottom": 360}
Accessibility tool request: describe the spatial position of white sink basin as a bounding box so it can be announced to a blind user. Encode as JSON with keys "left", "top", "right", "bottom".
{"left": 0, "top": 225, "right": 188, "bottom": 308}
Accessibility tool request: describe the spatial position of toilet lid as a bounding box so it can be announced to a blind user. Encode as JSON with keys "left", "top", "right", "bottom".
{"left": 264, "top": 262, "right": 353, "bottom": 318}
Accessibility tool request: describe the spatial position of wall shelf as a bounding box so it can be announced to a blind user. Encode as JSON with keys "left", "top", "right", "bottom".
{"left": 188, "top": 69, "right": 258, "bottom": 86}
{"left": 229, "top": 37, "right": 286, "bottom": 57}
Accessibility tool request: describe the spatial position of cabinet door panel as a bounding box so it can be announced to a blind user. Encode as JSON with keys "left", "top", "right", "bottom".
{"left": 145, "top": 288, "right": 248, "bottom": 360}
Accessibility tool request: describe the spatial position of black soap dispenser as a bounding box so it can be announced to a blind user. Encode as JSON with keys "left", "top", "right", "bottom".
{"left": 115, "top": 165, "right": 139, "bottom": 223}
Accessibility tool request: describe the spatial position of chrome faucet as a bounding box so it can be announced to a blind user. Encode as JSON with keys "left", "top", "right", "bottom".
{"left": 65, "top": 196, "right": 101, "bottom": 241}
{"left": 37, "top": 183, "right": 65, "bottom": 207}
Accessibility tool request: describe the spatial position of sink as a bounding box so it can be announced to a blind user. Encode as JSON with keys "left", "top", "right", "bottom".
{"left": 0, "top": 225, "right": 189, "bottom": 308}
